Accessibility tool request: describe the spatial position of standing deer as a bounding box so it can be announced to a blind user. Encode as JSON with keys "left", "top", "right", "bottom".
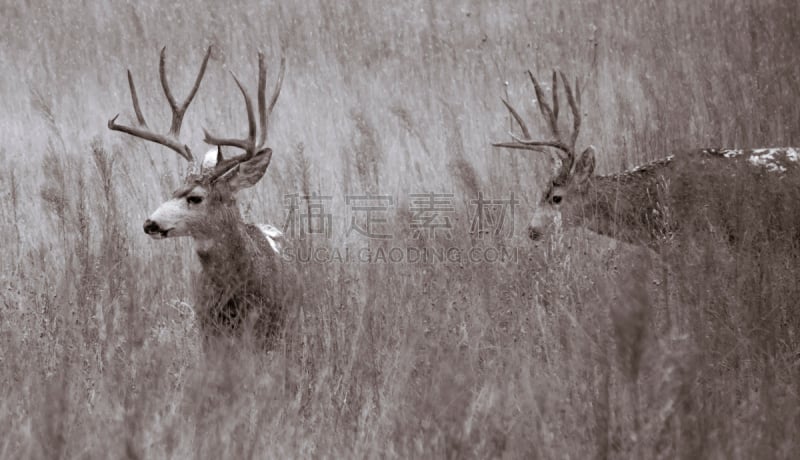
{"left": 108, "top": 46, "right": 290, "bottom": 348}
{"left": 493, "top": 70, "right": 800, "bottom": 247}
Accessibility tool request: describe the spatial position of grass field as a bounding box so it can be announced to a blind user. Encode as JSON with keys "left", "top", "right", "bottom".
{"left": 2, "top": 0, "right": 799, "bottom": 458}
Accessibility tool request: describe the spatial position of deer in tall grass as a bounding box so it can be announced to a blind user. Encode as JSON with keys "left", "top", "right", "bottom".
{"left": 493, "top": 70, "right": 800, "bottom": 248}
{"left": 108, "top": 46, "right": 290, "bottom": 348}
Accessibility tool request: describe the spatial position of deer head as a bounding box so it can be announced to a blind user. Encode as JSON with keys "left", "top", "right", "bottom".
{"left": 493, "top": 70, "right": 596, "bottom": 240}
{"left": 108, "top": 46, "right": 285, "bottom": 243}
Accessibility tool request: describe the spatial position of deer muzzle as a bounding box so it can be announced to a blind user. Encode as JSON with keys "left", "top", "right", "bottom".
{"left": 143, "top": 219, "right": 169, "bottom": 238}
{"left": 528, "top": 206, "right": 561, "bottom": 241}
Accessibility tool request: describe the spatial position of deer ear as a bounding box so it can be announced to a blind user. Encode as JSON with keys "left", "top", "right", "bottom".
{"left": 573, "top": 146, "right": 596, "bottom": 185}
{"left": 221, "top": 148, "right": 273, "bottom": 191}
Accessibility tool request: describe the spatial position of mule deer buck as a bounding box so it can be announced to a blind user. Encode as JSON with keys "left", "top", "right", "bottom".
{"left": 108, "top": 46, "right": 291, "bottom": 348}
{"left": 493, "top": 70, "right": 800, "bottom": 248}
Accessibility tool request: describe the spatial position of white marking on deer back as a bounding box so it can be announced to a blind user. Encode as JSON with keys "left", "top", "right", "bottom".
{"left": 257, "top": 224, "right": 284, "bottom": 254}
{"left": 711, "top": 147, "right": 800, "bottom": 173}
{"left": 748, "top": 148, "right": 787, "bottom": 172}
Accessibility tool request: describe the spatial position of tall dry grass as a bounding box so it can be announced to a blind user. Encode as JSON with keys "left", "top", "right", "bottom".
{"left": 1, "top": 0, "right": 799, "bottom": 458}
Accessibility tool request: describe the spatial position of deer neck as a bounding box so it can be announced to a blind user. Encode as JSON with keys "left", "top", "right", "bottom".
{"left": 194, "top": 237, "right": 220, "bottom": 254}
{"left": 194, "top": 230, "right": 253, "bottom": 298}
{"left": 193, "top": 206, "right": 249, "bottom": 268}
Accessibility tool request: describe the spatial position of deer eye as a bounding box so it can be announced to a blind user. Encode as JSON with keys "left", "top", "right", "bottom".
{"left": 552, "top": 195, "right": 562, "bottom": 204}
{"left": 187, "top": 196, "right": 203, "bottom": 205}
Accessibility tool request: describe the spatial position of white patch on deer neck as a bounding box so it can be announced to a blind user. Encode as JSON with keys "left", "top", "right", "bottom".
{"left": 194, "top": 237, "right": 217, "bottom": 253}
{"left": 257, "top": 224, "right": 284, "bottom": 254}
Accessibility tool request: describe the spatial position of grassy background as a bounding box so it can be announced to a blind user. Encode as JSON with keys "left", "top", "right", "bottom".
{"left": 1, "top": 0, "right": 799, "bottom": 458}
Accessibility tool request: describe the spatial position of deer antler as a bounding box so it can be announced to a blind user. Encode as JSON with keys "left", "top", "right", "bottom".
{"left": 203, "top": 52, "right": 286, "bottom": 182}
{"left": 493, "top": 70, "right": 582, "bottom": 183}
{"left": 108, "top": 46, "right": 212, "bottom": 163}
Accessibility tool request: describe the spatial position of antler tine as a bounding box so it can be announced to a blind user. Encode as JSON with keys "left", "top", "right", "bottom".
{"left": 492, "top": 140, "right": 546, "bottom": 154}
{"left": 159, "top": 47, "right": 178, "bottom": 118}
{"left": 254, "top": 52, "right": 287, "bottom": 149}
{"left": 504, "top": 133, "right": 568, "bottom": 159}
{"left": 203, "top": 71, "right": 257, "bottom": 158}
{"left": 108, "top": 46, "right": 212, "bottom": 163}
{"left": 527, "top": 70, "right": 559, "bottom": 140}
{"left": 493, "top": 68, "right": 586, "bottom": 185}
{"left": 160, "top": 46, "right": 212, "bottom": 136}
{"left": 492, "top": 98, "right": 546, "bottom": 154}
{"left": 257, "top": 52, "right": 268, "bottom": 149}
{"left": 204, "top": 52, "right": 285, "bottom": 175}
{"left": 108, "top": 114, "right": 193, "bottom": 162}
{"left": 126, "top": 70, "right": 147, "bottom": 127}
{"left": 264, "top": 55, "right": 286, "bottom": 144}
{"left": 551, "top": 70, "right": 559, "bottom": 124}
{"left": 559, "top": 71, "right": 581, "bottom": 152}
{"left": 492, "top": 97, "right": 550, "bottom": 154}
{"left": 499, "top": 98, "right": 532, "bottom": 139}
{"left": 491, "top": 71, "right": 570, "bottom": 160}
{"left": 233, "top": 72, "right": 257, "bottom": 157}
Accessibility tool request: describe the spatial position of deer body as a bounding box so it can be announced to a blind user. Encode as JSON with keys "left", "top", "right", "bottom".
{"left": 193, "top": 218, "right": 286, "bottom": 347}
{"left": 493, "top": 70, "right": 799, "bottom": 247}
{"left": 543, "top": 148, "right": 799, "bottom": 246}
{"left": 109, "top": 47, "right": 290, "bottom": 348}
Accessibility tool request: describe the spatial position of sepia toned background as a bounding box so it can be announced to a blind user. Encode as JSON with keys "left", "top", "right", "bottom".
{"left": 1, "top": 0, "right": 799, "bottom": 457}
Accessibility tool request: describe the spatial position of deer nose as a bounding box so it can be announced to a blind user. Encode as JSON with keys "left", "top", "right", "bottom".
{"left": 143, "top": 219, "right": 160, "bottom": 234}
